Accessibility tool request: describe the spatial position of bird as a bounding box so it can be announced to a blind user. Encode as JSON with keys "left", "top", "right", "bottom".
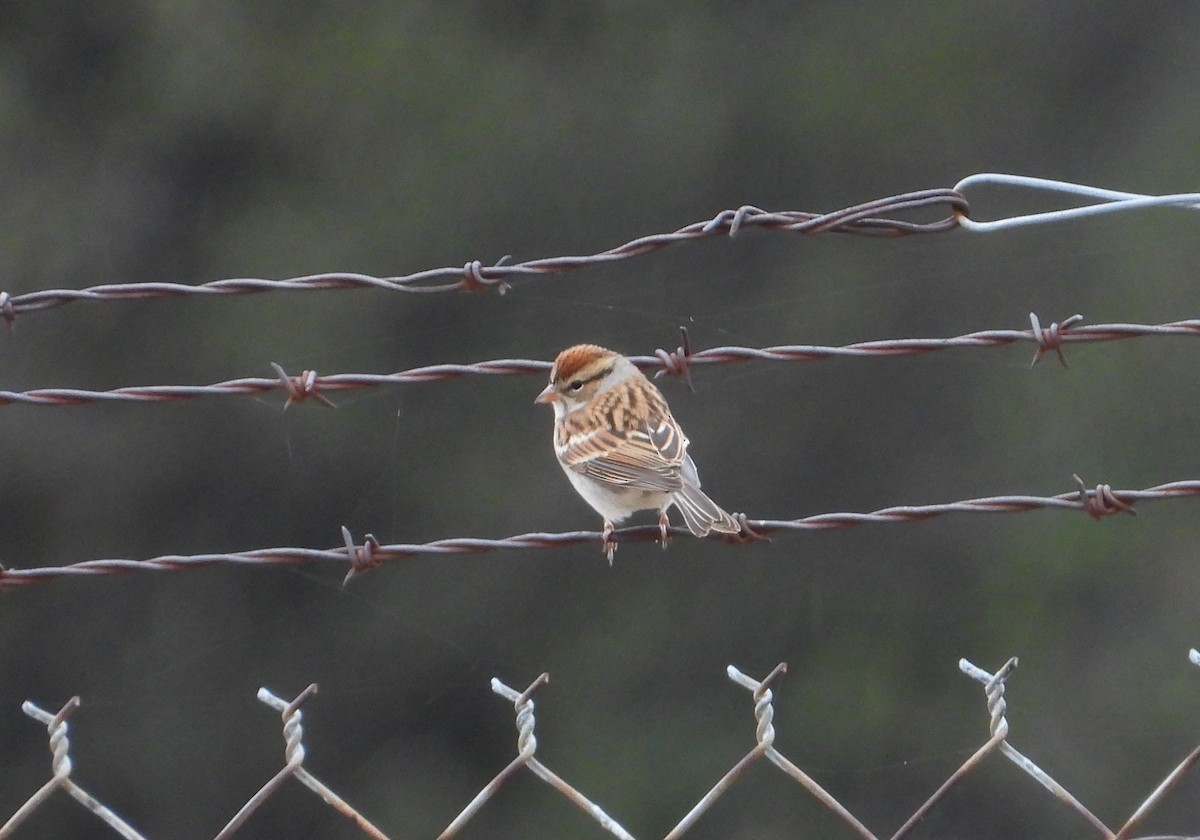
{"left": 535, "top": 343, "right": 741, "bottom": 561}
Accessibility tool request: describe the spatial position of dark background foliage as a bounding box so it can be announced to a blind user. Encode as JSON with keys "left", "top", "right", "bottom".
{"left": 2, "top": 3, "right": 1198, "bottom": 838}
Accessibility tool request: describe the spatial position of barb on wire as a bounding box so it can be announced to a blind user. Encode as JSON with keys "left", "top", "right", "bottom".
{"left": 0, "top": 477, "right": 1194, "bottom": 592}
{"left": 1, "top": 697, "right": 148, "bottom": 840}
{"left": 1073, "top": 474, "right": 1136, "bottom": 520}
{"left": 654, "top": 326, "right": 696, "bottom": 391}
{"left": 4, "top": 173, "right": 1197, "bottom": 324}
{"left": 3, "top": 314, "right": 1198, "bottom": 409}
{"left": 215, "top": 685, "right": 388, "bottom": 840}
{"left": 1029, "top": 312, "right": 1084, "bottom": 368}
{"left": 341, "top": 525, "right": 382, "bottom": 585}
{"left": 440, "top": 674, "right": 634, "bottom": 840}
{"left": 0, "top": 189, "right": 966, "bottom": 323}
{"left": 954, "top": 173, "right": 1200, "bottom": 232}
{"left": 271, "top": 363, "right": 335, "bottom": 409}
{"left": 0, "top": 358, "right": 553, "bottom": 408}
{"left": 0, "top": 291, "right": 13, "bottom": 333}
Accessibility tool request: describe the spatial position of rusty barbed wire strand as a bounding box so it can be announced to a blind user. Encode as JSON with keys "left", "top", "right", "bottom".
{"left": 0, "top": 189, "right": 966, "bottom": 322}
{"left": 0, "top": 477, "right": 1188, "bottom": 592}
{"left": 4, "top": 175, "right": 1197, "bottom": 323}
{"left": 0, "top": 358, "right": 551, "bottom": 408}
{"left": 2, "top": 313, "right": 1197, "bottom": 408}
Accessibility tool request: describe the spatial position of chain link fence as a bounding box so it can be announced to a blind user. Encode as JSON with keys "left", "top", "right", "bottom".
{"left": 7, "top": 653, "right": 1199, "bottom": 839}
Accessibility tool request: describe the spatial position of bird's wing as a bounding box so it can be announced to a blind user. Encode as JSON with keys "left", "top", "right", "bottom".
{"left": 556, "top": 396, "right": 687, "bottom": 492}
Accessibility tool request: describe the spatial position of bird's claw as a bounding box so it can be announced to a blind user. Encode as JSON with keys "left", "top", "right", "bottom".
{"left": 602, "top": 520, "right": 617, "bottom": 565}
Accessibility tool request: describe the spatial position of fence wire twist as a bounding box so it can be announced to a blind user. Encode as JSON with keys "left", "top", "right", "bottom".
{"left": 0, "top": 475, "right": 1188, "bottom": 590}
{"left": 0, "top": 188, "right": 966, "bottom": 321}
{"left": 6, "top": 651, "right": 1199, "bottom": 839}
{"left": 1, "top": 313, "right": 1197, "bottom": 409}
{"left": 1, "top": 174, "right": 1198, "bottom": 325}
{"left": 4, "top": 172, "right": 1198, "bottom": 835}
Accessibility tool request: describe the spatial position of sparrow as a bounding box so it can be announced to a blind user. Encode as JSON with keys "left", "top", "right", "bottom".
{"left": 535, "top": 344, "right": 740, "bottom": 561}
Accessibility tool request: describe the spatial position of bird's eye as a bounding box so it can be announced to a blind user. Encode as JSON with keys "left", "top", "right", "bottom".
{"left": 568, "top": 380, "right": 583, "bottom": 391}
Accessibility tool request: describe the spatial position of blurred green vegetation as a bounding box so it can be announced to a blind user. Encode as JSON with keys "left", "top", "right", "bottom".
{"left": 1, "top": 2, "right": 1198, "bottom": 838}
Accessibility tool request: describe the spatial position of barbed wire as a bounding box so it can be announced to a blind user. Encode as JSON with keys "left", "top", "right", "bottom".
{"left": 0, "top": 476, "right": 1186, "bottom": 592}
{"left": 2, "top": 174, "right": 1198, "bottom": 326}
{"left": 2, "top": 313, "right": 1196, "bottom": 408}
{"left": 0, "top": 188, "right": 966, "bottom": 323}
{"left": 4, "top": 172, "right": 1197, "bottom": 837}
{"left": 6, "top": 651, "right": 1199, "bottom": 839}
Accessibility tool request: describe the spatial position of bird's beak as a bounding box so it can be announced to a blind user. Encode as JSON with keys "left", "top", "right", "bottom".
{"left": 534, "top": 383, "right": 558, "bottom": 404}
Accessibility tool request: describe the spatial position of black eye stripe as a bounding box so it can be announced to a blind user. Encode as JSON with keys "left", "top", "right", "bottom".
{"left": 564, "top": 366, "right": 612, "bottom": 389}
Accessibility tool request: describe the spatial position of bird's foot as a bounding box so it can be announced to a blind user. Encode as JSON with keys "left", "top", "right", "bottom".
{"left": 602, "top": 520, "right": 617, "bottom": 565}
{"left": 657, "top": 511, "right": 671, "bottom": 550}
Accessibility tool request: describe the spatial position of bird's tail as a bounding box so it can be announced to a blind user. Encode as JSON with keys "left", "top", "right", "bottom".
{"left": 672, "top": 484, "right": 741, "bottom": 537}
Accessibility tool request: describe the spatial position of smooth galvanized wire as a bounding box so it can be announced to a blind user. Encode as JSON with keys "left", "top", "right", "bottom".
{"left": 0, "top": 478, "right": 1189, "bottom": 592}
{"left": 1, "top": 314, "right": 1197, "bottom": 408}
{"left": 953, "top": 173, "right": 1200, "bottom": 232}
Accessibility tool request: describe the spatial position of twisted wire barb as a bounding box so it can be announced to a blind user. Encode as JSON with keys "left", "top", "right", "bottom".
{"left": 668, "top": 664, "right": 877, "bottom": 840}
{"left": 3, "top": 314, "right": 1197, "bottom": 408}
{"left": 0, "top": 478, "right": 1189, "bottom": 592}
{"left": 1, "top": 697, "right": 147, "bottom": 840}
{"left": 960, "top": 652, "right": 1200, "bottom": 839}
{"left": 665, "top": 664, "right": 783, "bottom": 840}
{"left": 0, "top": 189, "right": 966, "bottom": 321}
{"left": 7, "top": 659, "right": 1200, "bottom": 839}
{"left": 215, "top": 685, "right": 388, "bottom": 840}
{"left": 440, "top": 674, "right": 635, "bottom": 840}
{"left": 0, "top": 358, "right": 552, "bottom": 408}
{"left": 3, "top": 174, "right": 1196, "bottom": 323}
{"left": 960, "top": 658, "right": 1113, "bottom": 837}
{"left": 438, "top": 674, "right": 547, "bottom": 839}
